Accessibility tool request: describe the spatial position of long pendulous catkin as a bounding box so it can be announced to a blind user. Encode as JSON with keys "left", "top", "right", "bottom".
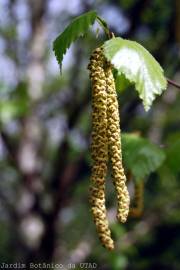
{"left": 129, "top": 181, "right": 144, "bottom": 218}
{"left": 88, "top": 48, "right": 114, "bottom": 250}
{"left": 105, "top": 63, "right": 130, "bottom": 223}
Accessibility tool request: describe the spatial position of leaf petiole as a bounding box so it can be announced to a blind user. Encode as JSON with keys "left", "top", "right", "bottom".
{"left": 96, "top": 16, "right": 113, "bottom": 39}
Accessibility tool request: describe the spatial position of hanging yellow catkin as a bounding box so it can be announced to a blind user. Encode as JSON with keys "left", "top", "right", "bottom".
{"left": 129, "top": 181, "right": 144, "bottom": 218}
{"left": 88, "top": 48, "right": 114, "bottom": 250}
{"left": 105, "top": 63, "right": 130, "bottom": 223}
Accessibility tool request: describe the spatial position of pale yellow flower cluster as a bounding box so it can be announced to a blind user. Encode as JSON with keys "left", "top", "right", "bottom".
{"left": 88, "top": 47, "right": 114, "bottom": 250}
{"left": 88, "top": 47, "right": 130, "bottom": 250}
{"left": 105, "top": 64, "right": 130, "bottom": 223}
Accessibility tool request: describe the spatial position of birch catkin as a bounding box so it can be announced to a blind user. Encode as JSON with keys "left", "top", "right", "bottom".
{"left": 129, "top": 181, "right": 144, "bottom": 218}
{"left": 88, "top": 48, "right": 114, "bottom": 250}
{"left": 105, "top": 63, "right": 130, "bottom": 223}
{"left": 88, "top": 47, "right": 130, "bottom": 250}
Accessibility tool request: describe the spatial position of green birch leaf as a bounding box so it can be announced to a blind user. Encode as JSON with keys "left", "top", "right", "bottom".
{"left": 103, "top": 37, "right": 167, "bottom": 111}
{"left": 53, "top": 11, "right": 97, "bottom": 71}
{"left": 121, "top": 133, "right": 166, "bottom": 179}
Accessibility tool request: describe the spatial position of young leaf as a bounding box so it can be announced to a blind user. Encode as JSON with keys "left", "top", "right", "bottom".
{"left": 103, "top": 37, "right": 167, "bottom": 111}
{"left": 53, "top": 11, "right": 97, "bottom": 70}
{"left": 121, "top": 133, "right": 165, "bottom": 179}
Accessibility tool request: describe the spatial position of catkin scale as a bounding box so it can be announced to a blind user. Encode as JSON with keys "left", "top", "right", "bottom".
{"left": 105, "top": 63, "right": 130, "bottom": 223}
{"left": 88, "top": 48, "right": 114, "bottom": 250}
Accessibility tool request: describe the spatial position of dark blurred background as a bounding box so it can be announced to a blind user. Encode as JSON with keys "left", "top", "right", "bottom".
{"left": 0, "top": 0, "right": 180, "bottom": 269}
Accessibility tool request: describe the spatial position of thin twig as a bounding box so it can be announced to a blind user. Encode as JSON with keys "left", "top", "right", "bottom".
{"left": 167, "top": 78, "right": 180, "bottom": 89}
